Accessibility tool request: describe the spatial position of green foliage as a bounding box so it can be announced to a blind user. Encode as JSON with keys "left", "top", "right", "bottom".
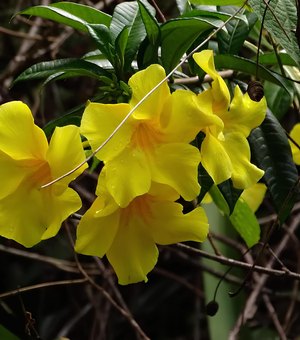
{"left": 249, "top": 0, "right": 300, "bottom": 66}
{"left": 209, "top": 185, "right": 261, "bottom": 247}
{"left": 20, "top": 1, "right": 111, "bottom": 32}
{"left": 161, "top": 17, "right": 222, "bottom": 73}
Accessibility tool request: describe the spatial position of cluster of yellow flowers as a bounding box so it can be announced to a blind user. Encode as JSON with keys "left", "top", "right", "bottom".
{"left": 0, "top": 50, "right": 268, "bottom": 284}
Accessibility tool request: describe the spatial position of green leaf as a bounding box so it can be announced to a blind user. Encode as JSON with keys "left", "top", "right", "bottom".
{"left": 0, "top": 325, "right": 19, "bottom": 340}
{"left": 138, "top": 0, "right": 160, "bottom": 44}
{"left": 190, "top": 0, "right": 246, "bottom": 5}
{"left": 115, "top": 26, "right": 130, "bottom": 71}
{"left": 161, "top": 17, "right": 222, "bottom": 73}
{"left": 182, "top": 8, "right": 246, "bottom": 22}
{"left": 86, "top": 24, "right": 115, "bottom": 64}
{"left": 217, "top": 7, "right": 257, "bottom": 54}
{"left": 209, "top": 185, "right": 230, "bottom": 216}
{"left": 218, "top": 180, "right": 243, "bottom": 214}
{"left": 176, "top": 0, "right": 192, "bottom": 14}
{"left": 19, "top": 1, "right": 111, "bottom": 32}
{"left": 264, "top": 80, "right": 293, "bottom": 120}
{"left": 13, "top": 58, "right": 109, "bottom": 84}
{"left": 198, "top": 164, "right": 214, "bottom": 203}
{"left": 258, "top": 52, "right": 297, "bottom": 67}
{"left": 214, "top": 54, "right": 292, "bottom": 94}
{"left": 110, "top": 2, "right": 150, "bottom": 70}
{"left": 209, "top": 185, "right": 260, "bottom": 247}
{"left": 229, "top": 199, "right": 261, "bottom": 247}
{"left": 248, "top": 0, "right": 300, "bottom": 66}
{"left": 248, "top": 110, "right": 299, "bottom": 223}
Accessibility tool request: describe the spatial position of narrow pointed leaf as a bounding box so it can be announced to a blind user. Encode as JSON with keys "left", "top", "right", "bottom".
{"left": 161, "top": 17, "right": 222, "bottom": 73}
{"left": 190, "top": 0, "right": 245, "bottom": 4}
{"left": 14, "top": 58, "right": 110, "bottom": 84}
{"left": 229, "top": 199, "right": 261, "bottom": 247}
{"left": 218, "top": 180, "right": 243, "bottom": 214}
{"left": 110, "top": 2, "right": 153, "bottom": 69}
{"left": 248, "top": 110, "right": 299, "bottom": 223}
{"left": 138, "top": 0, "right": 160, "bottom": 44}
{"left": 214, "top": 54, "right": 292, "bottom": 94}
{"left": 19, "top": 2, "right": 111, "bottom": 32}
{"left": 209, "top": 185, "right": 260, "bottom": 247}
{"left": 198, "top": 164, "right": 214, "bottom": 203}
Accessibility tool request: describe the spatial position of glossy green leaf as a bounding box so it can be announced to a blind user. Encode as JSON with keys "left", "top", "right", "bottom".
{"left": 86, "top": 24, "right": 115, "bottom": 64}
{"left": 248, "top": 0, "right": 300, "bottom": 65}
{"left": 258, "top": 52, "right": 297, "bottom": 67}
{"left": 176, "top": 0, "right": 192, "bottom": 14}
{"left": 209, "top": 185, "right": 260, "bottom": 247}
{"left": 264, "top": 80, "right": 293, "bottom": 120}
{"left": 209, "top": 185, "right": 230, "bottom": 216}
{"left": 138, "top": 0, "right": 160, "bottom": 44}
{"left": 136, "top": 1, "right": 160, "bottom": 69}
{"left": 13, "top": 58, "right": 109, "bottom": 84}
{"left": 217, "top": 7, "right": 256, "bottom": 54}
{"left": 161, "top": 17, "right": 222, "bottom": 73}
{"left": 198, "top": 164, "right": 214, "bottom": 203}
{"left": 115, "top": 27, "right": 129, "bottom": 71}
{"left": 218, "top": 180, "right": 243, "bottom": 214}
{"left": 214, "top": 54, "right": 292, "bottom": 94}
{"left": 229, "top": 198, "right": 261, "bottom": 247}
{"left": 190, "top": 0, "right": 246, "bottom": 5}
{"left": 110, "top": 1, "right": 151, "bottom": 70}
{"left": 182, "top": 8, "right": 246, "bottom": 22}
{"left": 19, "top": 1, "right": 111, "bottom": 32}
{"left": 248, "top": 110, "right": 299, "bottom": 223}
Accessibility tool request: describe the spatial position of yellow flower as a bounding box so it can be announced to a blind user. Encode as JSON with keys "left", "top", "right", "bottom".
{"left": 192, "top": 50, "right": 267, "bottom": 189}
{"left": 75, "top": 178, "right": 208, "bottom": 285}
{"left": 241, "top": 183, "right": 267, "bottom": 212}
{"left": 80, "top": 64, "right": 201, "bottom": 207}
{"left": 289, "top": 123, "right": 300, "bottom": 165}
{"left": 0, "top": 101, "right": 87, "bottom": 247}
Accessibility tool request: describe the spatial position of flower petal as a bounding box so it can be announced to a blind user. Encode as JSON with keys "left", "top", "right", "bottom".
{"left": 241, "top": 183, "right": 267, "bottom": 212}
{"left": 0, "top": 151, "right": 34, "bottom": 199}
{"left": 129, "top": 64, "right": 171, "bottom": 120}
{"left": 290, "top": 123, "right": 300, "bottom": 165}
{"left": 0, "top": 185, "right": 46, "bottom": 247}
{"left": 75, "top": 196, "right": 120, "bottom": 257}
{"left": 151, "top": 143, "right": 201, "bottom": 201}
{"left": 162, "top": 90, "right": 223, "bottom": 143}
{"left": 220, "top": 86, "right": 267, "bottom": 137}
{"left": 46, "top": 125, "right": 88, "bottom": 188}
{"left": 193, "top": 50, "right": 230, "bottom": 114}
{"left": 149, "top": 203, "right": 208, "bottom": 244}
{"left": 201, "top": 132, "right": 232, "bottom": 184}
{"left": 223, "top": 132, "right": 264, "bottom": 188}
{"left": 41, "top": 186, "right": 83, "bottom": 240}
{"left": 104, "top": 146, "right": 151, "bottom": 207}
{"left": 106, "top": 214, "right": 158, "bottom": 284}
{"left": 80, "top": 101, "right": 133, "bottom": 161}
{"left": 0, "top": 101, "right": 48, "bottom": 160}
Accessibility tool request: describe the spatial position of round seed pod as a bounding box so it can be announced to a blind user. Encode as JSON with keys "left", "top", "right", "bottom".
{"left": 247, "top": 81, "right": 264, "bottom": 102}
{"left": 205, "top": 300, "right": 219, "bottom": 316}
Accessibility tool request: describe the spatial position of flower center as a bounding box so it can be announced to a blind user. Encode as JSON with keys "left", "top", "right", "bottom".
{"left": 26, "top": 159, "right": 52, "bottom": 188}
{"left": 120, "top": 194, "right": 153, "bottom": 226}
{"left": 130, "top": 121, "right": 163, "bottom": 152}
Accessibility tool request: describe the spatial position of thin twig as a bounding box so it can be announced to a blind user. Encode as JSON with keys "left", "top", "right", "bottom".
{"left": 0, "top": 278, "right": 88, "bottom": 299}
{"left": 263, "top": 294, "right": 287, "bottom": 340}
{"left": 65, "top": 225, "right": 150, "bottom": 340}
{"left": 175, "top": 242, "right": 300, "bottom": 280}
